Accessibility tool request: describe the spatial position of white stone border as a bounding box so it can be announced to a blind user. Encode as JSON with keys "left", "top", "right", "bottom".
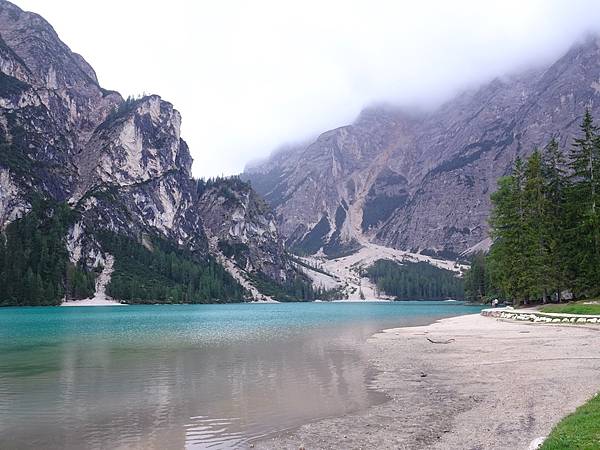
{"left": 482, "top": 308, "right": 600, "bottom": 324}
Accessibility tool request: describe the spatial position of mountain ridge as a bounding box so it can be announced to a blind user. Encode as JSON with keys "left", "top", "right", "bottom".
{"left": 244, "top": 35, "right": 600, "bottom": 258}
{"left": 0, "top": 0, "right": 308, "bottom": 303}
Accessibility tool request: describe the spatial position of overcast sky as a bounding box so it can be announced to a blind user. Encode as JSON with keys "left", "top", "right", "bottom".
{"left": 12, "top": 0, "right": 600, "bottom": 177}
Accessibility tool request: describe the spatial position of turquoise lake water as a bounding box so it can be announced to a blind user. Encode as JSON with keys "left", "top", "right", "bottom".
{"left": 0, "top": 301, "right": 482, "bottom": 449}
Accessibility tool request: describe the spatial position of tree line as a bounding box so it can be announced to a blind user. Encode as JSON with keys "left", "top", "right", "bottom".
{"left": 99, "top": 232, "right": 249, "bottom": 304}
{"left": 0, "top": 198, "right": 253, "bottom": 306}
{"left": 465, "top": 110, "right": 600, "bottom": 305}
{"left": 0, "top": 199, "right": 95, "bottom": 306}
{"left": 365, "top": 259, "right": 464, "bottom": 300}
{"left": 196, "top": 175, "right": 251, "bottom": 197}
{"left": 247, "top": 269, "right": 341, "bottom": 301}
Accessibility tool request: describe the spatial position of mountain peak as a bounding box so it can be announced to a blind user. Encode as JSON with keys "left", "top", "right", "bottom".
{"left": 0, "top": 0, "right": 100, "bottom": 88}
{"left": 245, "top": 35, "right": 600, "bottom": 258}
{"left": 0, "top": 0, "right": 308, "bottom": 302}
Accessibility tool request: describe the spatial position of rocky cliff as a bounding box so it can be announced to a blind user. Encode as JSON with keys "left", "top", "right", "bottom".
{"left": 0, "top": 0, "right": 302, "bottom": 302}
{"left": 244, "top": 35, "right": 600, "bottom": 258}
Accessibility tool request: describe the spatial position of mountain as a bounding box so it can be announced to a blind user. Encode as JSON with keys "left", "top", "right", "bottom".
{"left": 0, "top": 0, "right": 308, "bottom": 304}
{"left": 244, "top": 35, "right": 600, "bottom": 259}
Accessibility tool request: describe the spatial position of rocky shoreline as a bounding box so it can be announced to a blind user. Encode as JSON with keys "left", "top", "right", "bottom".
{"left": 254, "top": 313, "right": 600, "bottom": 449}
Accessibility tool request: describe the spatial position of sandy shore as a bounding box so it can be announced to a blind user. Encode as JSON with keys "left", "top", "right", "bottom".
{"left": 254, "top": 313, "right": 600, "bottom": 450}
{"left": 61, "top": 297, "right": 124, "bottom": 306}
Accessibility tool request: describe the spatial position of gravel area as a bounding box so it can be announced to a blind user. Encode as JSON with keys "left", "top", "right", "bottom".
{"left": 253, "top": 314, "right": 600, "bottom": 449}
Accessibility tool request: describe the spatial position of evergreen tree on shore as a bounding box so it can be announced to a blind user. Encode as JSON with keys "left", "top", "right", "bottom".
{"left": 523, "top": 151, "right": 548, "bottom": 300}
{"left": 480, "top": 110, "right": 600, "bottom": 304}
{"left": 0, "top": 199, "right": 95, "bottom": 306}
{"left": 541, "top": 138, "right": 569, "bottom": 301}
{"left": 365, "top": 259, "right": 464, "bottom": 300}
{"left": 464, "top": 252, "right": 490, "bottom": 303}
{"left": 567, "top": 110, "right": 600, "bottom": 295}
{"left": 488, "top": 158, "right": 528, "bottom": 302}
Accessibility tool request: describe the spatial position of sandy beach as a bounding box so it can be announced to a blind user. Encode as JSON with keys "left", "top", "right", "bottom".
{"left": 254, "top": 313, "right": 600, "bottom": 450}
{"left": 61, "top": 297, "right": 124, "bottom": 306}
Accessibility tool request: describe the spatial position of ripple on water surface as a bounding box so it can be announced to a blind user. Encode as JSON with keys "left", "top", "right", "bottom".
{"left": 0, "top": 302, "right": 482, "bottom": 449}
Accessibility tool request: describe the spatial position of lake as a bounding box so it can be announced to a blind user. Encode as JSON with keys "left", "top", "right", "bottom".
{"left": 0, "top": 301, "right": 482, "bottom": 449}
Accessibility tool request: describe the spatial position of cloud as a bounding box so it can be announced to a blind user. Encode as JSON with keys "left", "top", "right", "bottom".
{"left": 12, "top": 0, "right": 600, "bottom": 177}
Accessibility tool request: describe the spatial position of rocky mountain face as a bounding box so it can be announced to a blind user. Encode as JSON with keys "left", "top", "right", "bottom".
{"left": 244, "top": 36, "right": 600, "bottom": 258}
{"left": 196, "top": 177, "right": 288, "bottom": 281}
{"left": 0, "top": 0, "right": 300, "bottom": 300}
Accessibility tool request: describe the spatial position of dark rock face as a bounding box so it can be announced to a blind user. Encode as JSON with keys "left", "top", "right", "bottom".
{"left": 245, "top": 36, "right": 600, "bottom": 257}
{"left": 195, "top": 178, "right": 291, "bottom": 282}
{"left": 0, "top": 0, "right": 295, "bottom": 296}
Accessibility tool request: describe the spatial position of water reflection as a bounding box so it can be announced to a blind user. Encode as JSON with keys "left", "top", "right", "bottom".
{"left": 1, "top": 325, "right": 383, "bottom": 449}
{"left": 0, "top": 303, "right": 482, "bottom": 449}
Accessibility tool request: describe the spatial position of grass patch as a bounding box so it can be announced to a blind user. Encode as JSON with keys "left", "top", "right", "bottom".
{"left": 540, "top": 301, "right": 600, "bottom": 315}
{"left": 541, "top": 393, "right": 600, "bottom": 450}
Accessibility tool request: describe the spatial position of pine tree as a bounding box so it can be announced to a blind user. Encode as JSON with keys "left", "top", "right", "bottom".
{"left": 488, "top": 158, "right": 529, "bottom": 304}
{"left": 522, "top": 151, "right": 548, "bottom": 301}
{"left": 464, "top": 252, "right": 489, "bottom": 303}
{"left": 541, "top": 138, "right": 568, "bottom": 301}
{"left": 567, "top": 110, "right": 600, "bottom": 296}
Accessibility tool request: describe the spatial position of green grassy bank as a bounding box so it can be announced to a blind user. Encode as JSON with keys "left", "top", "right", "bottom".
{"left": 539, "top": 301, "right": 600, "bottom": 315}
{"left": 541, "top": 393, "right": 600, "bottom": 449}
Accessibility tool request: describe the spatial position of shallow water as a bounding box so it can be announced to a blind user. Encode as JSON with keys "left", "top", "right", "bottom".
{"left": 0, "top": 301, "right": 482, "bottom": 449}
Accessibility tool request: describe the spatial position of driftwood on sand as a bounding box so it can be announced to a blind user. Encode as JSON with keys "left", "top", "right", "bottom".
{"left": 426, "top": 337, "right": 455, "bottom": 344}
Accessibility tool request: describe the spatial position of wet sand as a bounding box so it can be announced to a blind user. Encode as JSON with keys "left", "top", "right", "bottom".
{"left": 254, "top": 314, "right": 600, "bottom": 450}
